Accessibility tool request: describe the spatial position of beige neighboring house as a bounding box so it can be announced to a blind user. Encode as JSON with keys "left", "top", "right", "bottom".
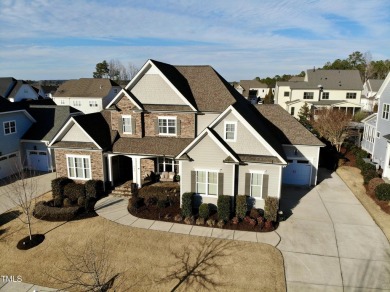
{"left": 361, "top": 79, "right": 384, "bottom": 112}
{"left": 275, "top": 69, "right": 363, "bottom": 118}
{"left": 234, "top": 80, "right": 269, "bottom": 104}
{"left": 53, "top": 78, "right": 121, "bottom": 114}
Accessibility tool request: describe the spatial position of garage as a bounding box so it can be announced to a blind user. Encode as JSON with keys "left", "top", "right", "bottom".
{"left": 28, "top": 150, "right": 49, "bottom": 172}
{"left": 0, "top": 153, "right": 20, "bottom": 180}
{"left": 282, "top": 159, "right": 312, "bottom": 185}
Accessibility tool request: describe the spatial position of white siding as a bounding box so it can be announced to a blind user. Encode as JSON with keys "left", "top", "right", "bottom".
{"left": 62, "top": 124, "right": 91, "bottom": 142}
{"left": 196, "top": 113, "right": 219, "bottom": 135}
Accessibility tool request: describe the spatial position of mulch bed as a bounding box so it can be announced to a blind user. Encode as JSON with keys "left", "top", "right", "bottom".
{"left": 17, "top": 234, "right": 45, "bottom": 250}
{"left": 128, "top": 200, "right": 278, "bottom": 232}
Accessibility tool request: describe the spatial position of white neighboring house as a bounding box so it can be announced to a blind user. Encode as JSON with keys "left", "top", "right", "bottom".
{"left": 234, "top": 80, "right": 269, "bottom": 104}
{"left": 275, "top": 69, "right": 363, "bottom": 118}
{"left": 0, "top": 77, "right": 39, "bottom": 102}
{"left": 53, "top": 78, "right": 121, "bottom": 114}
{"left": 361, "top": 72, "right": 390, "bottom": 180}
{"left": 361, "top": 79, "right": 384, "bottom": 112}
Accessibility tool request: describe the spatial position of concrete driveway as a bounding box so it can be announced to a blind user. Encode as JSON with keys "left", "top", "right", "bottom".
{"left": 279, "top": 168, "right": 390, "bottom": 291}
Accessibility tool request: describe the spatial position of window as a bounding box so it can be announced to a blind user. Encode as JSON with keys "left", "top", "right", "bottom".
{"left": 60, "top": 99, "right": 65, "bottom": 105}
{"left": 67, "top": 155, "right": 91, "bottom": 180}
{"left": 158, "top": 117, "right": 176, "bottom": 135}
{"left": 376, "top": 131, "right": 381, "bottom": 139}
{"left": 73, "top": 100, "right": 81, "bottom": 106}
{"left": 158, "top": 157, "right": 179, "bottom": 173}
{"left": 224, "top": 122, "right": 237, "bottom": 141}
{"left": 303, "top": 92, "right": 314, "bottom": 99}
{"left": 4, "top": 121, "right": 16, "bottom": 135}
{"left": 322, "top": 92, "right": 329, "bottom": 99}
{"left": 284, "top": 91, "right": 290, "bottom": 97}
{"left": 196, "top": 170, "right": 218, "bottom": 196}
{"left": 250, "top": 173, "right": 263, "bottom": 198}
{"left": 290, "top": 107, "right": 295, "bottom": 116}
{"left": 346, "top": 92, "right": 357, "bottom": 99}
{"left": 122, "top": 115, "right": 132, "bottom": 134}
{"left": 89, "top": 100, "right": 98, "bottom": 107}
{"left": 382, "top": 104, "right": 390, "bottom": 120}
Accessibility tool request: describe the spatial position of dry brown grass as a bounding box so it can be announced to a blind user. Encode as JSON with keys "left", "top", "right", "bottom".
{"left": 0, "top": 193, "right": 286, "bottom": 291}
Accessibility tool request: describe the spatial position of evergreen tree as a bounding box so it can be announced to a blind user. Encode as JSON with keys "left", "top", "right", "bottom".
{"left": 93, "top": 60, "right": 109, "bottom": 78}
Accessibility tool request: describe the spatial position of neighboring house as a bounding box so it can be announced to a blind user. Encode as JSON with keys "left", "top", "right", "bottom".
{"left": 0, "top": 77, "right": 39, "bottom": 102}
{"left": 49, "top": 59, "right": 323, "bottom": 209}
{"left": 275, "top": 69, "right": 363, "bottom": 118}
{"left": 361, "top": 79, "right": 384, "bottom": 112}
{"left": 234, "top": 80, "right": 269, "bottom": 104}
{"left": 53, "top": 78, "right": 121, "bottom": 114}
{"left": 33, "top": 84, "right": 59, "bottom": 99}
{"left": 0, "top": 99, "right": 36, "bottom": 179}
{"left": 362, "top": 73, "right": 390, "bottom": 179}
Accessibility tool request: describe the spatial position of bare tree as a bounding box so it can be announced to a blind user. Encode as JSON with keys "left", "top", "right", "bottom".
{"left": 47, "top": 236, "right": 124, "bottom": 291}
{"left": 159, "top": 237, "right": 236, "bottom": 291}
{"left": 6, "top": 165, "right": 38, "bottom": 241}
{"left": 312, "top": 108, "right": 352, "bottom": 152}
{"left": 127, "top": 62, "right": 139, "bottom": 80}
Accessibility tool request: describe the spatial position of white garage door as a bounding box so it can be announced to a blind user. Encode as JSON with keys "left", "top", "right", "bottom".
{"left": 282, "top": 159, "right": 311, "bottom": 185}
{"left": 0, "top": 153, "right": 20, "bottom": 180}
{"left": 28, "top": 151, "right": 49, "bottom": 172}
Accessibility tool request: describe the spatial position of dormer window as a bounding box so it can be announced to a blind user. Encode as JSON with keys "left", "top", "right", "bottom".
{"left": 122, "top": 115, "right": 133, "bottom": 134}
{"left": 224, "top": 121, "right": 237, "bottom": 142}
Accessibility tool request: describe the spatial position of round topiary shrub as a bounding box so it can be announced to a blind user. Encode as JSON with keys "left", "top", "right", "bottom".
{"left": 77, "top": 196, "right": 86, "bottom": 207}
{"left": 64, "top": 183, "right": 85, "bottom": 203}
{"left": 63, "top": 198, "right": 72, "bottom": 207}
{"left": 53, "top": 196, "right": 63, "bottom": 207}
{"left": 375, "top": 183, "right": 390, "bottom": 201}
{"left": 367, "top": 178, "right": 385, "bottom": 197}
{"left": 51, "top": 177, "right": 73, "bottom": 198}
{"left": 198, "top": 203, "right": 210, "bottom": 219}
{"left": 85, "top": 180, "right": 104, "bottom": 199}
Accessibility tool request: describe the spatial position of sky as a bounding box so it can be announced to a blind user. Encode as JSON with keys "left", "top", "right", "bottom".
{"left": 1, "top": 0, "right": 389, "bottom": 81}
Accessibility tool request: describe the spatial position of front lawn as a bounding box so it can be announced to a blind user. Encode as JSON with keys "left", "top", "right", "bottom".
{"left": 0, "top": 192, "right": 286, "bottom": 291}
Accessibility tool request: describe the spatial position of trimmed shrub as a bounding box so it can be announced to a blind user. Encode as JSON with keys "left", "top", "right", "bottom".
{"left": 64, "top": 183, "right": 85, "bottom": 202}
{"left": 361, "top": 162, "right": 376, "bottom": 174}
{"left": 77, "top": 196, "right": 86, "bottom": 207}
{"left": 33, "top": 201, "right": 81, "bottom": 221}
{"left": 63, "top": 198, "right": 72, "bottom": 207}
{"left": 198, "top": 203, "right": 210, "bottom": 219}
{"left": 181, "top": 192, "right": 194, "bottom": 217}
{"left": 138, "top": 184, "right": 180, "bottom": 204}
{"left": 85, "top": 180, "right": 104, "bottom": 198}
{"left": 145, "top": 197, "right": 158, "bottom": 207}
{"left": 249, "top": 208, "right": 261, "bottom": 219}
{"left": 362, "top": 169, "right": 379, "bottom": 185}
{"left": 375, "top": 183, "right": 390, "bottom": 201}
{"left": 264, "top": 197, "right": 279, "bottom": 222}
{"left": 53, "top": 196, "right": 63, "bottom": 207}
{"left": 157, "top": 199, "right": 168, "bottom": 209}
{"left": 217, "top": 195, "right": 231, "bottom": 221}
{"left": 235, "top": 195, "right": 248, "bottom": 220}
{"left": 367, "top": 177, "right": 385, "bottom": 197}
{"left": 51, "top": 177, "right": 73, "bottom": 198}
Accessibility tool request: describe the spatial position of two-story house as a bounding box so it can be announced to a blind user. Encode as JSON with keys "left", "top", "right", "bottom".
{"left": 0, "top": 77, "right": 40, "bottom": 102}
{"left": 361, "top": 79, "right": 384, "bottom": 112}
{"left": 49, "top": 59, "right": 323, "bottom": 209}
{"left": 234, "top": 80, "right": 269, "bottom": 104}
{"left": 53, "top": 78, "right": 122, "bottom": 114}
{"left": 275, "top": 69, "right": 363, "bottom": 118}
{"left": 361, "top": 73, "right": 390, "bottom": 180}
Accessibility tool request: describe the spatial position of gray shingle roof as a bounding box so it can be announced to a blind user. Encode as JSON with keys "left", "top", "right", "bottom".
{"left": 367, "top": 79, "right": 385, "bottom": 92}
{"left": 54, "top": 78, "right": 120, "bottom": 98}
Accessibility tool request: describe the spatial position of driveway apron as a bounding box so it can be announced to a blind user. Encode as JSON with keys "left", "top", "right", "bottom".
{"left": 279, "top": 168, "right": 390, "bottom": 291}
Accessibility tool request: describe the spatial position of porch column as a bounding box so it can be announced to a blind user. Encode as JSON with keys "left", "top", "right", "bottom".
{"left": 107, "top": 154, "right": 114, "bottom": 187}
{"left": 132, "top": 156, "right": 142, "bottom": 188}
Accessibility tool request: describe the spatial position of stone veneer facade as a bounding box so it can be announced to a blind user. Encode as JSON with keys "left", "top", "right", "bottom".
{"left": 54, "top": 149, "right": 104, "bottom": 182}
{"left": 140, "top": 158, "right": 155, "bottom": 178}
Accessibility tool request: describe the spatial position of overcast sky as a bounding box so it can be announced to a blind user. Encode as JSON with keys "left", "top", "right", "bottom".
{"left": 1, "top": 0, "right": 389, "bottom": 81}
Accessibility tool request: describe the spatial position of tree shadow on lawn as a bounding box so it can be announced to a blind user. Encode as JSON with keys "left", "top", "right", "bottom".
{"left": 0, "top": 210, "right": 22, "bottom": 237}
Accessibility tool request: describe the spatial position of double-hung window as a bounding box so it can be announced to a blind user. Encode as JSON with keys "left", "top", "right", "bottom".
{"left": 303, "top": 92, "right": 314, "bottom": 99}
{"left": 4, "top": 121, "right": 16, "bottom": 135}
{"left": 250, "top": 173, "right": 263, "bottom": 199}
{"left": 73, "top": 100, "right": 81, "bottom": 106}
{"left": 122, "top": 115, "right": 132, "bottom": 134}
{"left": 382, "top": 104, "right": 390, "bottom": 120}
{"left": 196, "top": 170, "right": 218, "bottom": 196}
{"left": 158, "top": 157, "right": 179, "bottom": 173}
{"left": 346, "top": 92, "right": 357, "bottom": 99}
{"left": 322, "top": 92, "right": 329, "bottom": 99}
{"left": 67, "top": 155, "right": 91, "bottom": 180}
{"left": 158, "top": 117, "right": 176, "bottom": 135}
{"left": 224, "top": 122, "right": 237, "bottom": 141}
{"left": 89, "top": 100, "right": 98, "bottom": 107}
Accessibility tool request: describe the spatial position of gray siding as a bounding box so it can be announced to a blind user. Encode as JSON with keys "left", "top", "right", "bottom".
{"left": 62, "top": 124, "right": 91, "bottom": 142}
{"left": 196, "top": 113, "right": 219, "bottom": 135}
{"left": 131, "top": 74, "right": 186, "bottom": 105}
{"left": 212, "top": 111, "right": 274, "bottom": 156}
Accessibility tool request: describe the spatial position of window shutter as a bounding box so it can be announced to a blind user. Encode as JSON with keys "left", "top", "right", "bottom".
{"left": 154, "top": 119, "right": 159, "bottom": 134}
{"left": 245, "top": 173, "right": 251, "bottom": 195}
{"left": 118, "top": 116, "right": 123, "bottom": 134}
{"left": 176, "top": 119, "right": 181, "bottom": 136}
{"left": 191, "top": 171, "right": 196, "bottom": 192}
{"left": 131, "top": 117, "right": 136, "bottom": 135}
{"left": 218, "top": 172, "right": 224, "bottom": 195}
{"left": 262, "top": 174, "right": 269, "bottom": 199}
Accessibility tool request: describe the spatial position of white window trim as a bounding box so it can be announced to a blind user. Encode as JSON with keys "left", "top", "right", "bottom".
{"left": 66, "top": 154, "right": 91, "bottom": 180}
{"left": 195, "top": 169, "right": 220, "bottom": 197}
{"left": 249, "top": 170, "right": 266, "bottom": 200}
{"left": 3, "top": 120, "right": 16, "bottom": 135}
{"left": 89, "top": 100, "right": 98, "bottom": 107}
{"left": 122, "top": 115, "right": 132, "bottom": 134}
{"left": 303, "top": 92, "right": 314, "bottom": 99}
{"left": 158, "top": 116, "right": 177, "bottom": 136}
{"left": 224, "top": 121, "right": 237, "bottom": 142}
{"left": 346, "top": 92, "right": 357, "bottom": 99}
{"left": 382, "top": 103, "right": 390, "bottom": 120}
{"left": 73, "top": 100, "right": 81, "bottom": 106}
{"left": 157, "top": 157, "right": 179, "bottom": 173}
